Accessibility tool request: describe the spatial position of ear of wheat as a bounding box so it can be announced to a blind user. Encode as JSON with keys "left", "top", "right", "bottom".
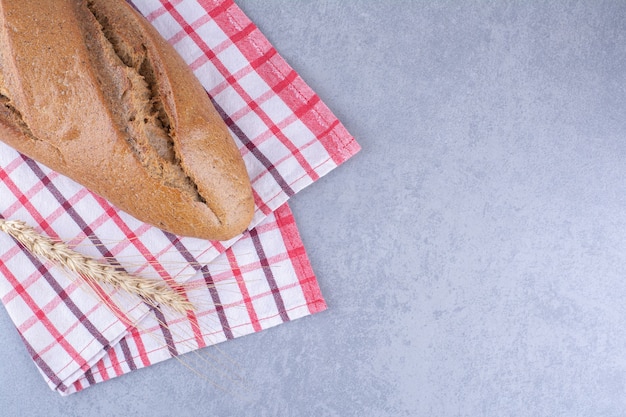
{"left": 0, "top": 219, "right": 195, "bottom": 314}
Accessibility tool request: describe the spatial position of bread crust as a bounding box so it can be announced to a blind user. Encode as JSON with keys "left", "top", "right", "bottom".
{"left": 0, "top": 0, "right": 254, "bottom": 240}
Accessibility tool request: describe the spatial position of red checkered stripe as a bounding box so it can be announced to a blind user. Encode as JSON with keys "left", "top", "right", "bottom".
{"left": 203, "top": 0, "right": 360, "bottom": 164}
{"left": 66, "top": 203, "right": 325, "bottom": 394}
{"left": 0, "top": 150, "right": 147, "bottom": 391}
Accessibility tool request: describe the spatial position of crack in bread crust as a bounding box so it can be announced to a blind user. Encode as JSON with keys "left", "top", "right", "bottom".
{"left": 0, "top": 94, "right": 36, "bottom": 139}
{"left": 0, "top": 93, "right": 67, "bottom": 166}
{"left": 82, "top": 0, "right": 205, "bottom": 202}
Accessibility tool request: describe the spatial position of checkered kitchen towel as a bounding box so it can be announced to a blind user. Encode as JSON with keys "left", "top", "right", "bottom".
{"left": 0, "top": 0, "right": 359, "bottom": 395}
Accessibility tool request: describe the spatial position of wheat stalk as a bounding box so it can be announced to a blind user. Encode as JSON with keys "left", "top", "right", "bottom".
{"left": 0, "top": 219, "right": 195, "bottom": 314}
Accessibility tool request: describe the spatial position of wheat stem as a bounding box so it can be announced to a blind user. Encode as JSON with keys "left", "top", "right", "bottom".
{"left": 0, "top": 219, "right": 194, "bottom": 314}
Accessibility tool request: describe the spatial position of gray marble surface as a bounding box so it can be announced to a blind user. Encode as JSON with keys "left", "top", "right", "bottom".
{"left": 2, "top": 1, "right": 626, "bottom": 416}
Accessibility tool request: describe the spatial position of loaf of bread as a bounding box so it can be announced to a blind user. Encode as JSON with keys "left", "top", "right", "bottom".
{"left": 0, "top": 0, "right": 254, "bottom": 240}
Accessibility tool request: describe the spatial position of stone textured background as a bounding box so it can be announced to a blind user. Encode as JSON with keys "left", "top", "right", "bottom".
{"left": 2, "top": 1, "right": 626, "bottom": 415}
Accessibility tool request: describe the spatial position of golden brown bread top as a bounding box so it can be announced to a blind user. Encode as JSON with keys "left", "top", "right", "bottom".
{"left": 0, "top": 0, "right": 254, "bottom": 240}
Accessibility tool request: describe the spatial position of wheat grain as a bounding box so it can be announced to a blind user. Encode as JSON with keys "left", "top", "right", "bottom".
{"left": 0, "top": 219, "right": 195, "bottom": 314}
